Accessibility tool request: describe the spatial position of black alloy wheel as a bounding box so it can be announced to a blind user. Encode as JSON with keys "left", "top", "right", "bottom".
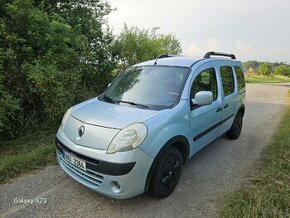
{"left": 227, "top": 112, "right": 243, "bottom": 139}
{"left": 150, "top": 147, "right": 182, "bottom": 198}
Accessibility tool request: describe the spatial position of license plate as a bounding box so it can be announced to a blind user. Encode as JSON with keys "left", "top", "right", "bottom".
{"left": 63, "top": 151, "right": 86, "bottom": 171}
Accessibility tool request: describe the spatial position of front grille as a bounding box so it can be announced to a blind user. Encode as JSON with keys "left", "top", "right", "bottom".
{"left": 58, "top": 151, "right": 104, "bottom": 187}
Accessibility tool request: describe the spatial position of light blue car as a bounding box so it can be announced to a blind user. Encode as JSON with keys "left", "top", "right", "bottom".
{"left": 56, "top": 51, "right": 246, "bottom": 199}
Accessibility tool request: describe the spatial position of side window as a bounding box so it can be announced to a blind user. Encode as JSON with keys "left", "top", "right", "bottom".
{"left": 220, "top": 66, "right": 235, "bottom": 96}
{"left": 190, "top": 68, "right": 218, "bottom": 101}
{"left": 234, "top": 66, "right": 245, "bottom": 92}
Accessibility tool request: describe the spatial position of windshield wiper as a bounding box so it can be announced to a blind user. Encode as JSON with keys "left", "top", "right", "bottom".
{"left": 117, "top": 100, "right": 149, "bottom": 109}
{"left": 103, "top": 94, "right": 117, "bottom": 104}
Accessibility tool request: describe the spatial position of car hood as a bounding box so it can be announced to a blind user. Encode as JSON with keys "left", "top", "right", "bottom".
{"left": 71, "top": 97, "right": 164, "bottom": 129}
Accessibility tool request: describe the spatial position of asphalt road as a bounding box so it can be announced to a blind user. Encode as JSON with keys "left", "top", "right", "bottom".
{"left": 1, "top": 83, "right": 289, "bottom": 218}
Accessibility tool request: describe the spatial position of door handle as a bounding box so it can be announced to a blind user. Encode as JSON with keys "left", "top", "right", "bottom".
{"left": 216, "top": 107, "right": 222, "bottom": 113}
{"left": 223, "top": 104, "right": 229, "bottom": 109}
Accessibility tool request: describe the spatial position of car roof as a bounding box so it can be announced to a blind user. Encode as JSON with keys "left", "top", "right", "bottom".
{"left": 134, "top": 55, "right": 241, "bottom": 68}
{"left": 135, "top": 56, "right": 200, "bottom": 68}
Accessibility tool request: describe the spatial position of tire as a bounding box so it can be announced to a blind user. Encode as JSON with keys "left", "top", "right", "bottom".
{"left": 226, "top": 112, "right": 243, "bottom": 139}
{"left": 150, "top": 147, "right": 182, "bottom": 198}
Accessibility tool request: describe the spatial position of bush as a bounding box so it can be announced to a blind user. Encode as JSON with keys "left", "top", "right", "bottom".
{"left": 0, "top": 0, "right": 115, "bottom": 140}
{"left": 0, "top": 1, "right": 181, "bottom": 140}
{"left": 113, "top": 25, "right": 182, "bottom": 69}
{"left": 0, "top": 79, "right": 20, "bottom": 137}
{"left": 257, "top": 63, "right": 273, "bottom": 75}
{"left": 25, "top": 63, "right": 79, "bottom": 121}
{"left": 274, "top": 65, "right": 290, "bottom": 77}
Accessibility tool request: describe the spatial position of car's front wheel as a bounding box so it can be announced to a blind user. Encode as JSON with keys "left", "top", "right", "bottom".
{"left": 150, "top": 147, "right": 182, "bottom": 198}
{"left": 226, "top": 112, "right": 243, "bottom": 139}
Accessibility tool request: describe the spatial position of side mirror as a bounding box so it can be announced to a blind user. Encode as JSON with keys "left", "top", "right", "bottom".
{"left": 192, "top": 91, "right": 213, "bottom": 106}
{"left": 108, "top": 83, "right": 111, "bottom": 87}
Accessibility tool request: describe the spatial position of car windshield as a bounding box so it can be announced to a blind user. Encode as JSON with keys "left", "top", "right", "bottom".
{"left": 103, "top": 66, "right": 190, "bottom": 109}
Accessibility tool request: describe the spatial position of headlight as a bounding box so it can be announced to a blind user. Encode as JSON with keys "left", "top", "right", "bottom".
{"left": 59, "top": 107, "right": 73, "bottom": 132}
{"left": 107, "top": 123, "right": 147, "bottom": 154}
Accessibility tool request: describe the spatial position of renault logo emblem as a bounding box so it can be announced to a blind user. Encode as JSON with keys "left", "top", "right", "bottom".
{"left": 78, "top": 126, "right": 85, "bottom": 138}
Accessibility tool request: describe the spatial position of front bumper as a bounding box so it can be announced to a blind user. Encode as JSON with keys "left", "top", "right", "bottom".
{"left": 55, "top": 131, "right": 153, "bottom": 199}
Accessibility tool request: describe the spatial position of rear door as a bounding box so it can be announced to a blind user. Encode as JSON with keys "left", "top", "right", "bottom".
{"left": 218, "top": 64, "right": 238, "bottom": 135}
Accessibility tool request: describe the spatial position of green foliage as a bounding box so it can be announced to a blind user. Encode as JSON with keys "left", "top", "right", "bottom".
{"left": 0, "top": 0, "right": 116, "bottom": 140}
{"left": 243, "top": 61, "right": 290, "bottom": 77}
{"left": 25, "top": 63, "right": 78, "bottom": 121}
{"left": 243, "top": 60, "right": 260, "bottom": 71}
{"left": 245, "top": 74, "right": 290, "bottom": 83}
{"left": 0, "top": 126, "right": 56, "bottom": 183}
{"left": 0, "top": 76, "right": 20, "bottom": 136}
{"left": 258, "top": 63, "right": 273, "bottom": 75}
{"left": 51, "top": 0, "right": 117, "bottom": 93}
{"left": 113, "top": 25, "right": 182, "bottom": 69}
{"left": 0, "top": 1, "right": 182, "bottom": 140}
{"left": 274, "top": 65, "right": 290, "bottom": 77}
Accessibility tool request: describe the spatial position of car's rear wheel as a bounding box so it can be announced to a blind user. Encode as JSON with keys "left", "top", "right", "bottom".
{"left": 226, "top": 112, "right": 243, "bottom": 139}
{"left": 150, "top": 147, "right": 182, "bottom": 198}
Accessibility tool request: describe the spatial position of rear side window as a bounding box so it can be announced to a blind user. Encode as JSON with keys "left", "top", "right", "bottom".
{"left": 190, "top": 68, "right": 218, "bottom": 101}
{"left": 220, "top": 66, "right": 235, "bottom": 96}
{"left": 234, "top": 66, "right": 245, "bottom": 92}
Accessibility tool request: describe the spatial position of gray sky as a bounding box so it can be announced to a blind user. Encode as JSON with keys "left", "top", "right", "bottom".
{"left": 107, "top": 0, "right": 290, "bottom": 62}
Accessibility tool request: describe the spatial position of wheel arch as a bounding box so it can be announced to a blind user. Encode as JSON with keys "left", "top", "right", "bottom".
{"left": 237, "top": 104, "right": 245, "bottom": 117}
{"left": 144, "top": 135, "right": 190, "bottom": 192}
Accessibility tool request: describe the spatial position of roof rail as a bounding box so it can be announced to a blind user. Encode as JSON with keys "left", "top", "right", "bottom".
{"left": 154, "top": 54, "right": 174, "bottom": 65}
{"left": 204, "top": 51, "right": 236, "bottom": 60}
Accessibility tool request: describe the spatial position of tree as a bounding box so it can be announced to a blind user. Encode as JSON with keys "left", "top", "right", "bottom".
{"left": 113, "top": 25, "right": 182, "bottom": 69}
{"left": 274, "top": 65, "right": 290, "bottom": 77}
{"left": 243, "top": 60, "right": 259, "bottom": 72}
{"left": 0, "top": 0, "right": 116, "bottom": 139}
{"left": 47, "top": 0, "right": 118, "bottom": 93}
{"left": 257, "top": 63, "right": 273, "bottom": 75}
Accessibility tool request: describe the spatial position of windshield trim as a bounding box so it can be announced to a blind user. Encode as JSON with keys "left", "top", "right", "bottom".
{"left": 102, "top": 65, "right": 192, "bottom": 110}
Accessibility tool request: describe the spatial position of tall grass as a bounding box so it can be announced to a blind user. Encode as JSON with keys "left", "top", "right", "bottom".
{"left": 219, "top": 91, "right": 290, "bottom": 217}
{"left": 0, "top": 127, "right": 57, "bottom": 183}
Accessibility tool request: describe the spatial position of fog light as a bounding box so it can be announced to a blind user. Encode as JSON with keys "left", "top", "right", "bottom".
{"left": 111, "top": 181, "right": 121, "bottom": 193}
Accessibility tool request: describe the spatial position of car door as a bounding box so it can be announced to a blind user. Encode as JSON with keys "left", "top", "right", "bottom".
{"left": 218, "top": 65, "right": 238, "bottom": 136}
{"left": 189, "top": 64, "right": 223, "bottom": 156}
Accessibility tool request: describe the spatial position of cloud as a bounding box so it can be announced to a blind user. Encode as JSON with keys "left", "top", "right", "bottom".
{"left": 234, "top": 41, "right": 252, "bottom": 53}
{"left": 108, "top": 0, "right": 290, "bottom": 62}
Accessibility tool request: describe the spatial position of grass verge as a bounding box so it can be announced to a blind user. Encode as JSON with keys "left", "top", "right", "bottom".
{"left": 245, "top": 74, "right": 290, "bottom": 83}
{"left": 0, "top": 127, "right": 57, "bottom": 184}
{"left": 219, "top": 91, "right": 290, "bottom": 217}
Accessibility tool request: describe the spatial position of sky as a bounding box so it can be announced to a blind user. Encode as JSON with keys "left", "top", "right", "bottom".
{"left": 107, "top": 0, "right": 290, "bottom": 62}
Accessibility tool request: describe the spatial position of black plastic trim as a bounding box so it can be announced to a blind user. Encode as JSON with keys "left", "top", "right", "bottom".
{"left": 216, "top": 107, "right": 223, "bottom": 113}
{"left": 204, "top": 51, "right": 236, "bottom": 59}
{"left": 239, "top": 90, "right": 246, "bottom": 95}
{"left": 193, "top": 113, "right": 235, "bottom": 141}
{"left": 154, "top": 54, "right": 175, "bottom": 65}
{"left": 56, "top": 138, "right": 136, "bottom": 176}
